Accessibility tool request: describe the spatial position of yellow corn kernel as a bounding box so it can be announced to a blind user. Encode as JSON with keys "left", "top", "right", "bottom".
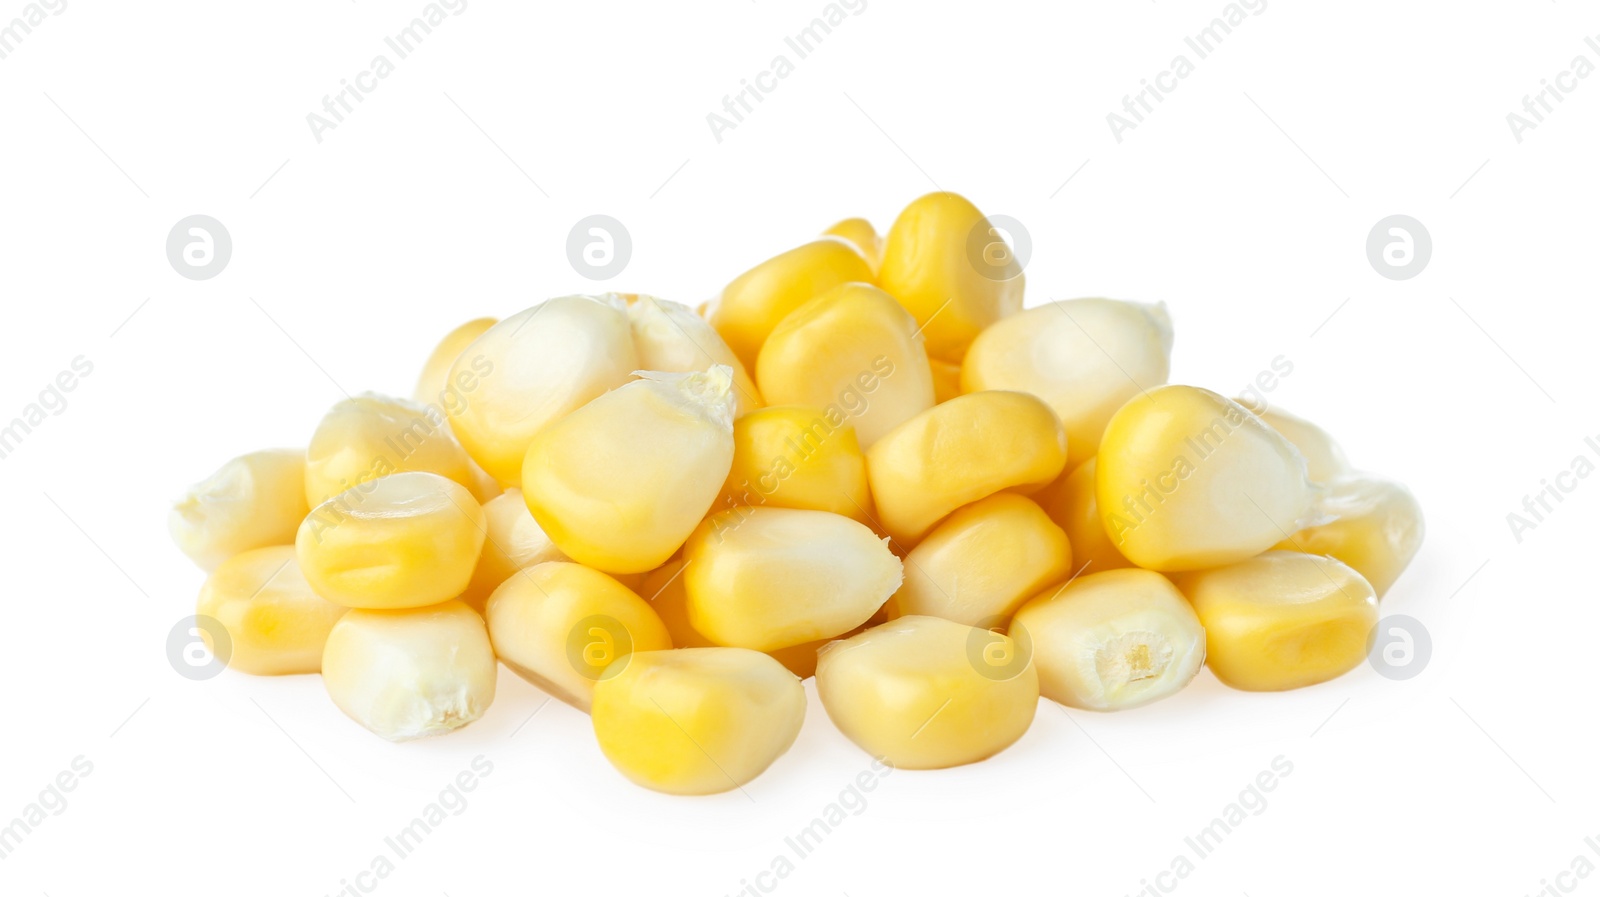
{"left": 708, "top": 238, "right": 875, "bottom": 371}
{"left": 447, "top": 296, "right": 638, "bottom": 487}
{"left": 169, "top": 448, "right": 309, "bottom": 571}
{"left": 625, "top": 294, "right": 763, "bottom": 415}
{"left": 195, "top": 546, "right": 348, "bottom": 675}
{"left": 1275, "top": 474, "right": 1424, "bottom": 597}
{"left": 1250, "top": 405, "right": 1352, "bottom": 484}
{"left": 413, "top": 317, "right": 497, "bottom": 405}
{"left": 485, "top": 561, "right": 672, "bottom": 712}
{"left": 304, "top": 392, "right": 479, "bottom": 507}
{"left": 816, "top": 615, "right": 1039, "bottom": 769}
{"left": 523, "top": 367, "right": 736, "bottom": 574}
{"left": 1097, "top": 385, "right": 1316, "bottom": 571}
{"left": 877, "top": 192, "right": 1024, "bottom": 362}
{"left": 591, "top": 647, "right": 806, "bottom": 795}
{"left": 756, "top": 282, "right": 936, "bottom": 447}
{"left": 1010, "top": 568, "right": 1204, "bottom": 711}
{"left": 1036, "top": 458, "right": 1132, "bottom": 574}
{"left": 962, "top": 298, "right": 1173, "bottom": 467}
{"left": 459, "top": 488, "right": 569, "bottom": 612}
{"left": 321, "top": 600, "right": 496, "bottom": 741}
{"left": 823, "top": 217, "right": 883, "bottom": 273}
{"left": 296, "top": 471, "right": 486, "bottom": 609}
{"left": 715, "top": 405, "right": 871, "bottom": 522}
{"left": 1173, "top": 550, "right": 1378, "bottom": 692}
{"left": 928, "top": 357, "right": 963, "bottom": 404}
{"left": 887, "top": 493, "right": 1072, "bottom": 627}
{"left": 643, "top": 558, "right": 834, "bottom": 679}
{"left": 866, "top": 390, "right": 1068, "bottom": 545}
{"left": 683, "top": 507, "right": 901, "bottom": 651}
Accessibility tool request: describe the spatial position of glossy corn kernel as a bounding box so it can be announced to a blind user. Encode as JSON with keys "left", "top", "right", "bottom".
{"left": 413, "top": 317, "right": 497, "bottom": 405}
{"left": 928, "top": 357, "right": 963, "bottom": 404}
{"left": 683, "top": 507, "right": 901, "bottom": 651}
{"left": 715, "top": 405, "right": 871, "bottom": 521}
{"left": 1251, "top": 405, "right": 1352, "bottom": 484}
{"left": 296, "top": 471, "right": 486, "bottom": 609}
{"left": 485, "top": 561, "right": 672, "bottom": 712}
{"left": 1037, "top": 458, "right": 1132, "bottom": 574}
{"left": 625, "top": 294, "right": 763, "bottom": 415}
{"left": 867, "top": 390, "right": 1068, "bottom": 545}
{"left": 816, "top": 616, "right": 1039, "bottom": 769}
{"left": 877, "top": 192, "right": 1024, "bottom": 362}
{"left": 591, "top": 647, "right": 806, "bottom": 796}
{"left": 195, "top": 546, "right": 348, "bottom": 675}
{"left": 756, "top": 282, "right": 936, "bottom": 447}
{"left": 1275, "top": 474, "right": 1424, "bottom": 597}
{"left": 644, "top": 558, "right": 834, "bottom": 679}
{"left": 447, "top": 296, "right": 638, "bottom": 487}
{"left": 708, "top": 238, "right": 875, "bottom": 370}
{"left": 321, "top": 600, "right": 496, "bottom": 741}
{"left": 523, "top": 367, "right": 736, "bottom": 574}
{"left": 459, "top": 488, "right": 569, "bottom": 612}
{"left": 823, "top": 217, "right": 883, "bottom": 273}
{"left": 887, "top": 494, "right": 1072, "bottom": 627}
{"left": 1010, "top": 568, "right": 1204, "bottom": 711}
{"left": 169, "top": 448, "right": 309, "bottom": 571}
{"left": 1096, "top": 385, "right": 1316, "bottom": 572}
{"left": 962, "top": 298, "right": 1173, "bottom": 466}
{"left": 304, "top": 393, "right": 479, "bottom": 507}
{"left": 1173, "top": 551, "right": 1378, "bottom": 692}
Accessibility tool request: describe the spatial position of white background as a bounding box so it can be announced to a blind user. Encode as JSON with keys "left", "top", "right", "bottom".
{"left": 1, "top": 1, "right": 1596, "bottom": 895}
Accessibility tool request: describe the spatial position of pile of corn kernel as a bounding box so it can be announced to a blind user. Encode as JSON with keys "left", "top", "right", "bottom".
{"left": 170, "top": 192, "right": 1424, "bottom": 795}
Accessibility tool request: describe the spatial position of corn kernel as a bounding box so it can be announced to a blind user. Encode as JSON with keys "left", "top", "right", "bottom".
{"left": 459, "top": 488, "right": 569, "bottom": 612}
{"left": 413, "top": 317, "right": 497, "bottom": 405}
{"left": 866, "top": 390, "right": 1068, "bottom": 545}
{"left": 195, "top": 546, "right": 348, "bottom": 675}
{"left": 928, "top": 357, "right": 963, "bottom": 404}
{"left": 1097, "top": 385, "right": 1315, "bottom": 571}
{"left": 304, "top": 392, "right": 480, "bottom": 507}
{"left": 1036, "top": 457, "right": 1132, "bottom": 574}
{"left": 715, "top": 405, "right": 871, "bottom": 522}
{"left": 708, "top": 238, "right": 875, "bottom": 370}
{"left": 683, "top": 507, "right": 901, "bottom": 651}
{"left": 485, "top": 561, "right": 672, "bottom": 712}
{"left": 296, "top": 471, "right": 486, "bottom": 609}
{"left": 1251, "top": 405, "right": 1352, "bottom": 484}
{"left": 625, "top": 294, "right": 763, "bottom": 415}
{"left": 591, "top": 647, "right": 806, "bottom": 795}
{"left": 1010, "top": 568, "right": 1204, "bottom": 711}
{"left": 523, "top": 367, "right": 736, "bottom": 574}
{"left": 962, "top": 298, "right": 1173, "bottom": 467}
{"left": 447, "top": 296, "right": 638, "bottom": 487}
{"left": 643, "top": 558, "right": 834, "bottom": 678}
{"left": 756, "top": 282, "right": 936, "bottom": 447}
{"left": 321, "top": 600, "right": 496, "bottom": 741}
{"left": 823, "top": 217, "right": 882, "bottom": 273}
{"left": 887, "top": 493, "right": 1072, "bottom": 627}
{"left": 1173, "top": 550, "right": 1378, "bottom": 691}
{"left": 816, "top": 615, "right": 1039, "bottom": 769}
{"left": 877, "top": 192, "right": 1024, "bottom": 362}
{"left": 169, "top": 448, "right": 309, "bottom": 571}
{"left": 1275, "top": 474, "right": 1424, "bottom": 597}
